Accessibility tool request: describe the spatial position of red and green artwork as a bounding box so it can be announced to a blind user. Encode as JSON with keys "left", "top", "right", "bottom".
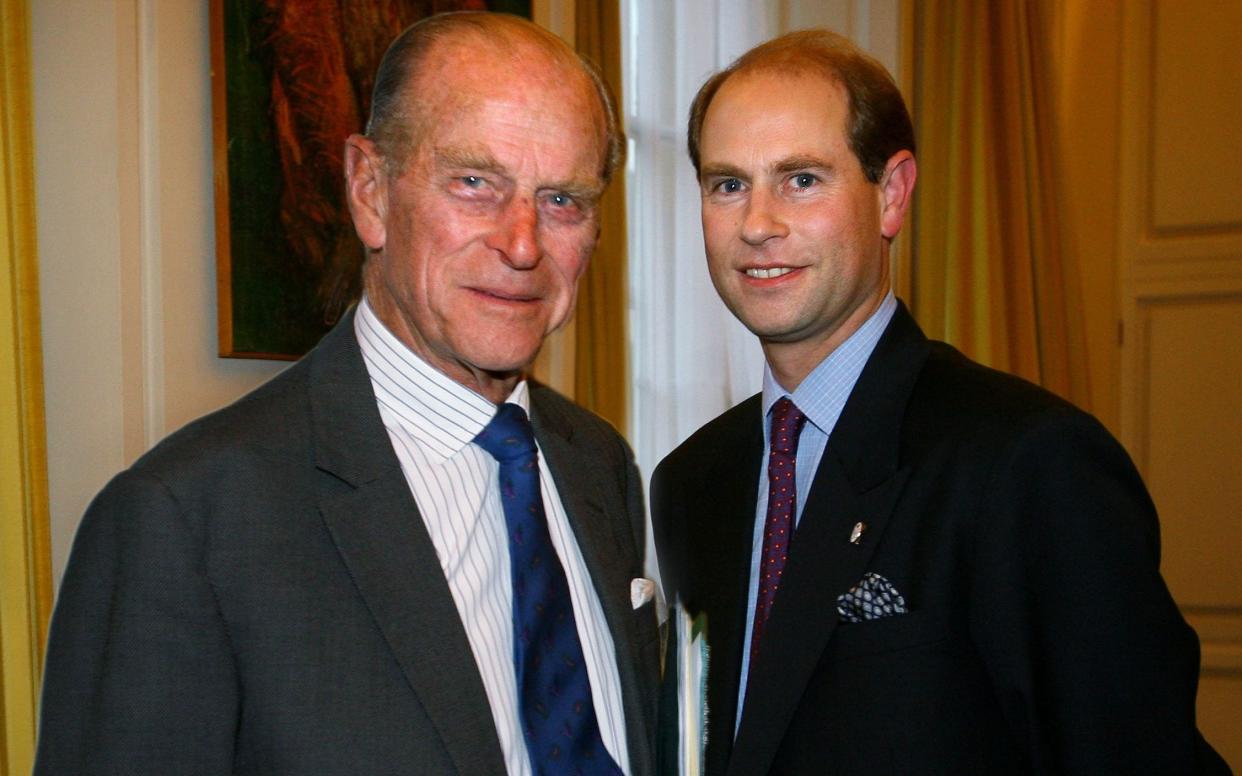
{"left": 213, "top": 0, "right": 530, "bottom": 358}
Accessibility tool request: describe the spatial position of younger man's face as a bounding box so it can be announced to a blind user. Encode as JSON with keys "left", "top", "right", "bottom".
{"left": 697, "top": 70, "right": 892, "bottom": 362}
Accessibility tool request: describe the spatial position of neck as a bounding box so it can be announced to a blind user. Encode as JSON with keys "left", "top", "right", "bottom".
{"left": 763, "top": 340, "right": 833, "bottom": 393}
{"left": 466, "top": 368, "right": 523, "bottom": 405}
{"left": 362, "top": 291, "right": 524, "bottom": 406}
{"left": 762, "top": 290, "right": 887, "bottom": 391}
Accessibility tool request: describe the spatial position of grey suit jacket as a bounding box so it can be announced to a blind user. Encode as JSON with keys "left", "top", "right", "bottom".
{"left": 36, "top": 310, "right": 660, "bottom": 775}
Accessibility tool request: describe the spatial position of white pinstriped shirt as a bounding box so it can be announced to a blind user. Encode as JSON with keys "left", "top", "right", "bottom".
{"left": 355, "top": 298, "right": 630, "bottom": 775}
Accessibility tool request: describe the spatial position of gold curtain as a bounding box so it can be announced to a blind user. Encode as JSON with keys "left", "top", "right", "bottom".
{"left": 573, "top": 0, "right": 628, "bottom": 435}
{"left": 1, "top": 0, "right": 53, "bottom": 770}
{"left": 909, "top": 0, "right": 1090, "bottom": 405}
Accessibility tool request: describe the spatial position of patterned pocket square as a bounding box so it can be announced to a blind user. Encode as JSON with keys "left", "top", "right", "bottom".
{"left": 836, "top": 572, "right": 907, "bottom": 623}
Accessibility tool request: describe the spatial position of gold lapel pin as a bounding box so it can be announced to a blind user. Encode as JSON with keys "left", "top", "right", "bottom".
{"left": 849, "top": 521, "right": 866, "bottom": 544}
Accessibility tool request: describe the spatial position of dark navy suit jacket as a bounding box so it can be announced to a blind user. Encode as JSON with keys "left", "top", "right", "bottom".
{"left": 654, "top": 302, "right": 1227, "bottom": 775}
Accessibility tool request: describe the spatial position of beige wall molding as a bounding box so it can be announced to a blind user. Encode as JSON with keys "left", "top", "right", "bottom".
{"left": 1, "top": 0, "right": 53, "bottom": 771}
{"left": 1117, "top": 0, "right": 1242, "bottom": 766}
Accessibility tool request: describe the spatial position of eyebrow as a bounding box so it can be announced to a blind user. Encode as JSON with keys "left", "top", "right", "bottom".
{"left": 557, "top": 180, "right": 606, "bottom": 204}
{"left": 699, "top": 155, "right": 835, "bottom": 183}
{"left": 434, "top": 147, "right": 504, "bottom": 174}
{"left": 698, "top": 163, "right": 748, "bottom": 182}
{"left": 773, "top": 155, "right": 833, "bottom": 175}
{"left": 434, "top": 147, "right": 604, "bottom": 203}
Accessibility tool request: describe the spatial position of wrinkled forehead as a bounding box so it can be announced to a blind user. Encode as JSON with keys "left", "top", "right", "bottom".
{"left": 408, "top": 34, "right": 607, "bottom": 155}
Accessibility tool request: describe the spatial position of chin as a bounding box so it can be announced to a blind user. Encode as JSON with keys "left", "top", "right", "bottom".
{"left": 469, "top": 346, "right": 542, "bottom": 376}
{"left": 733, "top": 313, "right": 794, "bottom": 339}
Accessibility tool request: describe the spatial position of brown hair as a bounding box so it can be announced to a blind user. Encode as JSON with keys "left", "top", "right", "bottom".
{"left": 687, "top": 29, "right": 914, "bottom": 184}
{"left": 366, "top": 11, "right": 623, "bottom": 182}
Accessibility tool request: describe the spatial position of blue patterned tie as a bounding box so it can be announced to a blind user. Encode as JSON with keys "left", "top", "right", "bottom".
{"left": 473, "top": 403, "right": 623, "bottom": 776}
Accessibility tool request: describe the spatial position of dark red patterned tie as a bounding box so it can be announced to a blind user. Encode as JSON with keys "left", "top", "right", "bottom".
{"left": 750, "top": 397, "right": 809, "bottom": 663}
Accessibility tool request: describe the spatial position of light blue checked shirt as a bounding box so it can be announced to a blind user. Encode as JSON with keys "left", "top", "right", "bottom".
{"left": 734, "top": 291, "right": 898, "bottom": 733}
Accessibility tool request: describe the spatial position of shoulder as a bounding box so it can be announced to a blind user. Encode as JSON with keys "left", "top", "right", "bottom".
{"left": 146, "top": 356, "right": 313, "bottom": 458}
{"left": 65, "top": 361, "right": 314, "bottom": 567}
{"left": 906, "top": 341, "right": 1102, "bottom": 447}
{"left": 653, "top": 393, "right": 762, "bottom": 488}
{"left": 529, "top": 381, "right": 633, "bottom": 463}
{"left": 887, "top": 340, "right": 1148, "bottom": 533}
{"left": 121, "top": 355, "right": 318, "bottom": 506}
{"left": 129, "top": 316, "right": 365, "bottom": 485}
{"left": 905, "top": 341, "right": 1149, "bottom": 529}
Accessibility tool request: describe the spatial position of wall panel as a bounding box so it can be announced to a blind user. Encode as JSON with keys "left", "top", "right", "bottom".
{"left": 1118, "top": 0, "right": 1242, "bottom": 766}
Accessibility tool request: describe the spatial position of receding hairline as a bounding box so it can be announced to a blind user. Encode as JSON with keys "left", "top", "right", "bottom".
{"left": 366, "top": 12, "right": 620, "bottom": 181}
{"left": 694, "top": 64, "right": 846, "bottom": 162}
{"left": 705, "top": 62, "right": 850, "bottom": 116}
{"left": 692, "top": 56, "right": 854, "bottom": 167}
{"left": 687, "top": 29, "right": 914, "bottom": 183}
{"left": 420, "top": 13, "right": 586, "bottom": 74}
{"left": 409, "top": 22, "right": 603, "bottom": 124}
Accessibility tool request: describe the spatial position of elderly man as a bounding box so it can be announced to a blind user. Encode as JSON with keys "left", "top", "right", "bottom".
{"left": 653, "top": 29, "right": 1227, "bottom": 774}
{"left": 37, "top": 13, "right": 657, "bottom": 775}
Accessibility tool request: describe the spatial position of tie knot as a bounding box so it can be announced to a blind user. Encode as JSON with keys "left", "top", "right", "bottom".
{"left": 473, "top": 403, "right": 538, "bottom": 463}
{"left": 769, "top": 396, "right": 808, "bottom": 456}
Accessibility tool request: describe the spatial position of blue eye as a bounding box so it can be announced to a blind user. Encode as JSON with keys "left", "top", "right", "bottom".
{"left": 719, "top": 178, "right": 742, "bottom": 193}
{"left": 541, "top": 191, "right": 589, "bottom": 222}
{"left": 461, "top": 175, "right": 484, "bottom": 188}
{"left": 792, "top": 173, "right": 817, "bottom": 189}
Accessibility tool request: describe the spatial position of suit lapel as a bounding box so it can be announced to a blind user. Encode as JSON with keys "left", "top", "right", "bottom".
{"left": 531, "top": 407, "right": 629, "bottom": 603}
{"left": 727, "top": 304, "right": 930, "bottom": 776}
{"left": 531, "top": 395, "right": 658, "bottom": 776}
{"left": 308, "top": 313, "right": 507, "bottom": 774}
{"left": 727, "top": 455, "right": 910, "bottom": 775}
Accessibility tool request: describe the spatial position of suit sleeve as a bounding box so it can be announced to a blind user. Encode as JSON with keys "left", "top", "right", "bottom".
{"left": 649, "top": 457, "right": 688, "bottom": 776}
{"left": 649, "top": 458, "right": 680, "bottom": 607}
{"left": 968, "top": 409, "right": 1228, "bottom": 774}
{"left": 35, "top": 470, "right": 238, "bottom": 775}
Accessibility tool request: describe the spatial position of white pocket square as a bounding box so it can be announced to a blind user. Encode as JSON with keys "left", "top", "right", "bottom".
{"left": 630, "top": 577, "right": 656, "bottom": 609}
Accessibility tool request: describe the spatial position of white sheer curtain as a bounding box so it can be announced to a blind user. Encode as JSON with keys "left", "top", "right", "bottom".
{"left": 622, "top": 1, "right": 775, "bottom": 483}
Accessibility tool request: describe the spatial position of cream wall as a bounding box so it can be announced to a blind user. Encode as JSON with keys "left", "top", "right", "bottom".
{"left": 34, "top": 1, "right": 285, "bottom": 585}
{"left": 1113, "top": 1, "right": 1242, "bottom": 765}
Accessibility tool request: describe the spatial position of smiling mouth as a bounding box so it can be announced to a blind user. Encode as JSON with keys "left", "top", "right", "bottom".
{"left": 745, "top": 267, "right": 796, "bottom": 279}
{"left": 472, "top": 287, "right": 539, "bottom": 303}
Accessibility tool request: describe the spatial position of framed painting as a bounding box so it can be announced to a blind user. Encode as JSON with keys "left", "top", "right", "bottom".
{"left": 211, "top": 0, "right": 532, "bottom": 359}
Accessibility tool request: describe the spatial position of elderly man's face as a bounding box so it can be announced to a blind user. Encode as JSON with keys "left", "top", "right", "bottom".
{"left": 350, "top": 43, "right": 606, "bottom": 395}
{"left": 697, "top": 70, "right": 907, "bottom": 378}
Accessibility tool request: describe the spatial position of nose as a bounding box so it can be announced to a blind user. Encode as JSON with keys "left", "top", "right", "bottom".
{"left": 740, "top": 188, "right": 789, "bottom": 246}
{"left": 485, "top": 196, "right": 542, "bottom": 268}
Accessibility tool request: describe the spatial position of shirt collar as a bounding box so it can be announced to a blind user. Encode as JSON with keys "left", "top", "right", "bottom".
{"left": 761, "top": 291, "right": 897, "bottom": 436}
{"left": 355, "top": 296, "right": 529, "bottom": 462}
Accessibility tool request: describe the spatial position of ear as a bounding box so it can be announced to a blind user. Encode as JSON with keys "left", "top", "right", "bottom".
{"left": 878, "top": 150, "right": 917, "bottom": 240}
{"left": 344, "top": 134, "right": 388, "bottom": 251}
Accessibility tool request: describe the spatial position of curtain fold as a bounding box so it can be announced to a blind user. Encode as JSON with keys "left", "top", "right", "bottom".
{"left": 573, "top": 0, "right": 628, "bottom": 435}
{"left": 1, "top": 0, "right": 53, "bottom": 769}
{"left": 910, "top": 0, "right": 1090, "bottom": 405}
